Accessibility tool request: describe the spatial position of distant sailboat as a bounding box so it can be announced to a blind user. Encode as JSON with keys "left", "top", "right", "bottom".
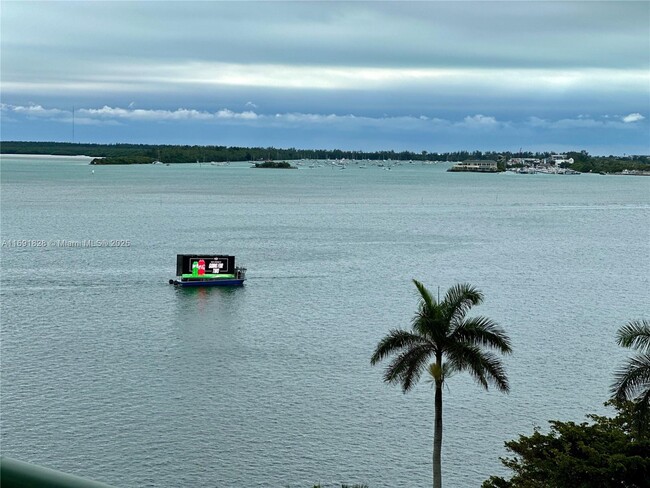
{"left": 153, "top": 149, "right": 164, "bottom": 165}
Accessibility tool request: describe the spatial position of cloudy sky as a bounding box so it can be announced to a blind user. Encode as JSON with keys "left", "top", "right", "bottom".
{"left": 1, "top": 1, "right": 649, "bottom": 154}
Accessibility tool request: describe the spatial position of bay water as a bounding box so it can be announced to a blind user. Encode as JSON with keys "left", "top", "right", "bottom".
{"left": 1, "top": 155, "right": 648, "bottom": 487}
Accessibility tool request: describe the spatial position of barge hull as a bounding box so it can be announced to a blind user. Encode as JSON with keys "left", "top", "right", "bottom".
{"left": 173, "top": 279, "right": 245, "bottom": 287}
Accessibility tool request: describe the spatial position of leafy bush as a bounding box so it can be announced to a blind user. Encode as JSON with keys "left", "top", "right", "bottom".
{"left": 482, "top": 401, "right": 650, "bottom": 488}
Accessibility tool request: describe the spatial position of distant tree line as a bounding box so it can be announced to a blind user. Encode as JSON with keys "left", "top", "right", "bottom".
{"left": 563, "top": 152, "right": 650, "bottom": 173}
{"left": 1, "top": 141, "right": 648, "bottom": 170}
{"left": 555, "top": 150, "right": 650, "bottom": 173}
{"left": 0, "top": 141, "right": 523, "bottom": 163}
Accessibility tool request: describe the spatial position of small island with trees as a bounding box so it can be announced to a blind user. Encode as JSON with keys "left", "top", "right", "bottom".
{"left": 253, "top": 161, "right": 296, "bottom": 169}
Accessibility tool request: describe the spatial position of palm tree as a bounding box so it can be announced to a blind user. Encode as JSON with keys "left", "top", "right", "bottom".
{"left": 370, "top": 281, "right": 512, "bottom": 488}
{"left": 612, "top": 319, "right": 650, "bottom": 436}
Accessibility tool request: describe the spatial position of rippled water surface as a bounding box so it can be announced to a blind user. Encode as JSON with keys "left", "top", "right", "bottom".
{"left": 1, "top": 155, "right": 649, "bottom": 487}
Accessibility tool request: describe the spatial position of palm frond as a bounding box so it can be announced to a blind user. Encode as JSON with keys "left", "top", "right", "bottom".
{"left": 413, "top": 279, "right": 436, "bottom": 309}
{"left": 477, "top": 351, "right": 510, "bottom": 393}
{"left": 383, "top": 344, "right": 435, "bottom": 392}
{"left": 447, "top": 343, "right": 510, "bottom": 393}
{"left": 425, "top": 361, "right": 459, "bottom": 386}
{"left": 427, "top": 362, "right": 443, "bottom": 383}
{"left": 443, "top": 283, "right": 483, "bottom": 326}
{"left": 411, "top": 280, "right": 448, "bottom": 340}
{"left": 370, "top": 329, "right": 428, "bottom": 365}
{"left": 612, "top": 353, "right": 650, "bottom": 401}
{"left": 638, "top": 386, "right": 650, "bottom": 411}
{"left": 452, "top": 316, "right": 513, "bottom": 354}
{"left": 617, "top": 319, "right": 650, "bottom": 352}
{"left": 411, "top": 306, "right": 447, "bottom": 343}
{"left": 445, "top": 343, "right": 488, "bottom": 388}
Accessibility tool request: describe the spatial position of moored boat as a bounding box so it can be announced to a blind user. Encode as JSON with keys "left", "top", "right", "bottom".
{"left": 169, "top": 254, "right": 246, "bottom": 287}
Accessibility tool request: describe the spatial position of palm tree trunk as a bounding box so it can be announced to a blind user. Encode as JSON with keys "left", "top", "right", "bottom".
{"left": 433, "top": 378, "right": 443, "bottom": 488}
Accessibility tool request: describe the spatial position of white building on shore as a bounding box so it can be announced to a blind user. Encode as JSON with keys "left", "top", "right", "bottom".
{"left": 449, "top": 160, "right": 498, "bottom": 172}
{"left": 545, "top": 154, "right": 575, "bottom": 166}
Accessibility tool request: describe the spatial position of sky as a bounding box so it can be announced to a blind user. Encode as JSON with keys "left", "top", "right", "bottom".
{"left": 1, "top": 1, "right": 649, "bottom": 155}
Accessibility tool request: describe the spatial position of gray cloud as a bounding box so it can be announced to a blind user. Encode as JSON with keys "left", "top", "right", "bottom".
{"left": 2, "top": 1, "right": 647, "bottom": 120}
{"left": 1, "top": 1, "right": 648, "bottom": 154}
{"left": 2, "top": 1, "right": 648, "bottom": 79}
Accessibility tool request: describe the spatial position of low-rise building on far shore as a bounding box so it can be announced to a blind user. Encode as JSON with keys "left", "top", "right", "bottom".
{"left": 545, "top": 154, "right": 575, "bottom": 166}
{"left": 507, "top": 157, "right": 542, "bottom": 167}
{"left": 449, "top": 160, "right": 498, "bottom": 172}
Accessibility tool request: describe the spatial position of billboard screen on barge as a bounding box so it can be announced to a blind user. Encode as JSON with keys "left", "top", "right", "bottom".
{"left": 176, "top": 255, "right": 235, "bottom": 276}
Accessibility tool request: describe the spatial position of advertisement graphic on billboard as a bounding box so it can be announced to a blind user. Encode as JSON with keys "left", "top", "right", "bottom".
{"left": 176, "top": 255, "right": 236, "bottom": 277}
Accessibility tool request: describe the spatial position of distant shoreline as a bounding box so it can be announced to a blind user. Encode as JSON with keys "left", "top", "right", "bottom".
{"left": 2, "top": 141, "right": 649, "bottom": 174}
{"left": 4, "top": 154, "right": 650, "bottom": 176}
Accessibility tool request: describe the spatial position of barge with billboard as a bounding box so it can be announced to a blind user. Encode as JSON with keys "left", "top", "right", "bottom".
{"left": 169, "top": 254, "right": 246, "bottom": 287}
